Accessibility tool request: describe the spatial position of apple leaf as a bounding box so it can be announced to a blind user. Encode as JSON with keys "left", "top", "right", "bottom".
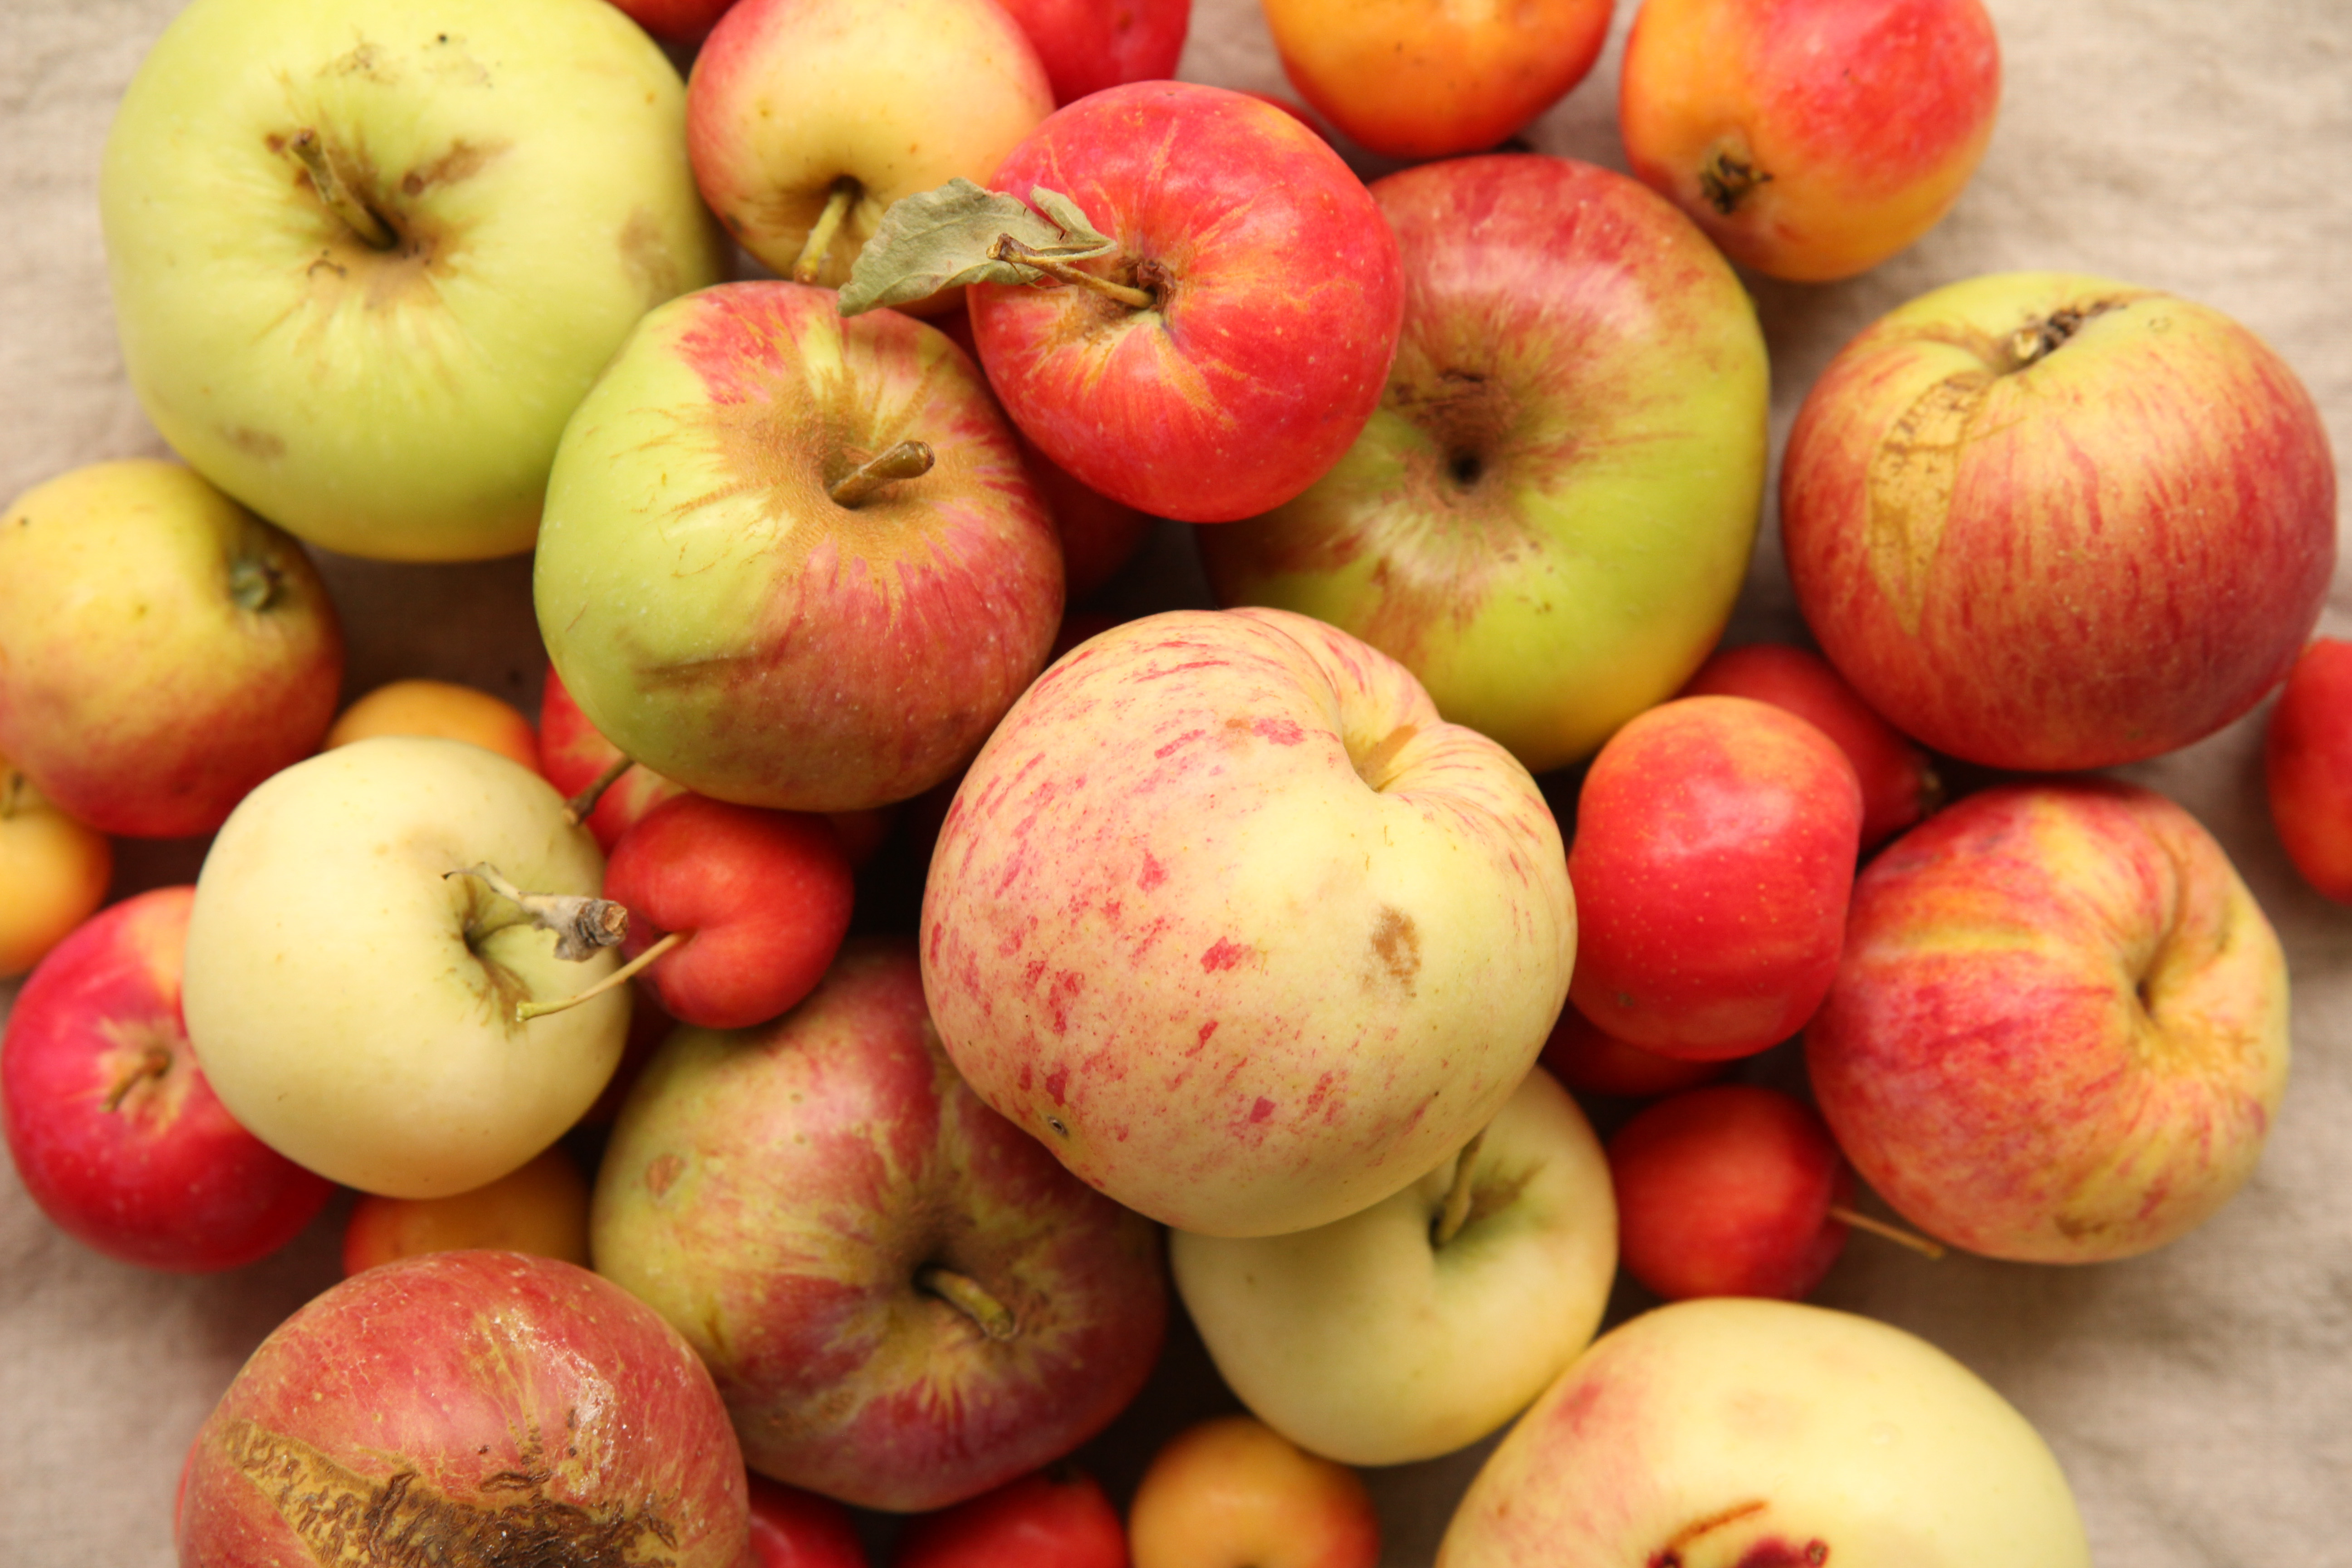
{"left": 838, "top": 179, "right": 1117, "bottom": 317}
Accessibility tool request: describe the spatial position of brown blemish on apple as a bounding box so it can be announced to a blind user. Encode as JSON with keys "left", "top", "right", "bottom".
{"left": 1646, "top": 1498, "right": 1769, "bottom": 1568}
{"left": 1862, "top": 369, "right": 1989, "bottom": 636}
{"left": 218, "top": 1417, "right": 677, "bottom": 1567}
{"left": 221, "top": 426, "right": 287, "bottom": 461}
{"left": 618, "top": 206, "right": 685, "bottom": 309}
{"left": 643, "top": 1152, "right": 684, "bottom": 1198}
{"left": 1367, "top": 906, "right": 1420, "bottom": 994}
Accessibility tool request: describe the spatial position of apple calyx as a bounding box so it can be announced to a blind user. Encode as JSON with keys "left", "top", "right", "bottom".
{"left": 2002, "top": 300, "right": 2125, "bottom": 372}
{"left": 1430, "top": 1127, "right": 1488, "bottom": 1249}
{"left": 1698, "top": 142, "right": 1773, "bottom": 216}
{"left": 838, "top": 178, "right": 1118, "bottom": 317}
{"left": 445, "top": 862, "right": 627, "bottom": 961}
{"left": 915, "top": 1263, "right": 1020, "bottom": 1341}
{"left": 283, "top": 129, "right": 395, "bottom": 251}
{"left": 829, "top": 441, "right": 937, "bottom": 507}
{"left": 0, "top": 763, "right": 28, "bottom": 819}
{"left": 794, "top": 177, "right": 861, "bottom": 284}
{"left": 227, "top": 555, "right": 283, "bottom": 614}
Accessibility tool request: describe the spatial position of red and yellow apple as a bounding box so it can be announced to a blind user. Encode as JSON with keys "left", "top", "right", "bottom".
{"left": 1129, "top": 1416, "right": 1380, "bottom": 1568}
{"left": 341, "top": 1145, "right": 593, "bottom": 1275}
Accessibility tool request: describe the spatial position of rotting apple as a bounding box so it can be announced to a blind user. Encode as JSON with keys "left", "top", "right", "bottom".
{"left": 921, "top": 607, "right": 1575, "bottom": 1238}
{"left": 0, "top": 757, "right": 111, "bottom": 980}
{"left": 2264, "top": 637, "right": 2352, "bottom": 902}
{"left": 341, "top": 1145, "right": 593, "bottom": 1274}
{"left": 325, "top": 678, "right": 537, "bottom": 770}
{"left": 1128, "top": 1416, "right": 1381, "bottom": 1568}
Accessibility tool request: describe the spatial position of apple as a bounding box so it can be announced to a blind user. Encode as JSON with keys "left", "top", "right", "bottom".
{"left": 688, "top": 0, "right": 1053, "bottom": 291}
{"left": 960, "top": 81, "right": 1404, "bottom": 524}
{"left": 1437, "top": 1298, "right": 2089, "bottom": 1567}
{"left": 600, "top": 793, "right": 856, "bottom": 1029}
{"left": 1808, "top": 780, "right": 2289, "bottom": 1262}
{"left": 0, "top": 459, "right": 343, "bottom": 838}
{"left": 325, "top": 677, "right": 538, "bottom": 771}
{"left": 1782, "top": 271, "right": 2337, "bottom": 771}
{"left": 611, "top": 0, "right": 737, "bottom": 44}
{"left": 1260, "top": 0, "right": 1612, "bottom": 159}
{"left": 537, "top": 659, "right": 691, "bottom": 850}
{"left": 997, "top": 0, "right": 1191, "bottom": 107}
{"left": 1170, "top": 1065, "right": 1615, "bottom": 1466}
{"left": 2265, "top": 637, "right": 2352, "bottom": 901}
{"left": 2, "top": 886, "right": 335, "bottom": 1272}
{"left": 1567, "top": 696, "right": 1862, "bottom": 1061}
{"left": 1195, "top": 153, "right": 1769, "bottom": 774}
{"left": 896, "top": 1467, "right": 1126, "bottom": 1568}
{"left": 182, "top": 735, "right": 630, "bottom": 1198}
{"left": 100, "top": 0, "right": 726, "bottom": 563}
{"left": 921, "top": 607, "right": 1575, "bottom": 1238}
{"left": 590, "top": 940, "right": 1167, "bottom": 1512}
{"left": 1127, "top": 1416, "right": 1380, "bottom": 1568}
{"left": 1538, "top": 1006, "right": 1724, "bottom": 1100}
{"left": 534, "top": 281, "right": 1064, "bottom": 814}
{"left": 1617, "top": 0, "right": 2002, "bottom": 281}
{"left": 748, "top": 1475, "right": 869, "bottom": 1568}
{"left": 0, "top": 756, "right": 111, "bottom": 979}
{"left": 176, "top": 1251, "right": 750, "bottom": 1567}
{"left": 341, "top": 1144, "right": 593, "bottom": 1274}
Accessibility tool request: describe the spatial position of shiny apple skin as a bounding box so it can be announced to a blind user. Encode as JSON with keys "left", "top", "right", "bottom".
{"left": 998, "top": 0, "right": 1191, "bottom": 106}
{"left": 536, "top": 660, "right": 690, "bottom": 851}
{"left": 2265, "top": 637, "right": 2352, "bottom": 902}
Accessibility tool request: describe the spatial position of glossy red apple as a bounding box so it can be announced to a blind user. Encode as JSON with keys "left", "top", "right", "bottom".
{"left": 998, "top": 0, "right": 1191, "bottom": 106}
{"left": 609, "top": 0, "right": 736, "bottom": 44}
{"left": 1538, "top": 1006, "right": 1725, "bottom": 1100}
{"left": 2265, "top": 637, "right": 2352, "bottom": 902}
{"left": 896, "top": 1467, "right": 1126, "bottom": 1568}
{"left": 747, "top": 1475, "right": 868, "bottom": 1568}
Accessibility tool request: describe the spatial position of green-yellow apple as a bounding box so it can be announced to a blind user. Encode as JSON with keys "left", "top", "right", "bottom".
{"left": 921, "top": 607, "right": 1576, "bottom": 1238}
{"left": 183, "top": 736, "right": 630, "bottom": 1198}
{"left": 535, "top": 281, "right": 1063, "bottom": 814}
{"left": 100, "top": 0, "right": 725, "bottom": 562}
{"left": 1439, "top": 1298, "right": 2089, "bottom": 1566}
{"left": 0, "top": 460, "right": 343, "bottom": 838}
{"left": 1170, "top": 1066, "right": 1615, "bottom": 1466}
{"left": 1197, "top": 154, "right": 1769, "bottom": 774}
{"left": 1782, "top": 272, "right": 2336, "bottom": 770}
{"left": 1806, "top": 780, "right": 2288, "bottom": 1263}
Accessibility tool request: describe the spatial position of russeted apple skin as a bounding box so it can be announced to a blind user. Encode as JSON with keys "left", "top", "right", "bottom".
{"left": 1618, "top": 0, "right": 2001, "bottom": 282}
{"left": 535, "top": 281, "right": 1064, "bottom": 815}
{"left": 1807, "top": 781, "right": 2289, "bottom": 1264}
{"left": 1783, "top": 272, "right": 2336, "bottom": 771}
{"left": 176, "top": 1251, "right": 750, "bottom": 1568}
{"left": 99, "top": 0, "right": 725, "bottom": 563}
{"left": 2265, "top": 637, "right": 2352, "bottom": 902}
{"left": 591, "top": 941, "right": 1166, "bottom": 1514}
{"left": 1438, "top": 1298, "right": 2090, "bottom": 1568}
{"left": 921, "top": 607, "right": 1575, "bottom": 1238}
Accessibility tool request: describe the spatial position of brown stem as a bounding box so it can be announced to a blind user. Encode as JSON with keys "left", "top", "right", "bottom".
{"left": 0, "top": 765, "right": 26, "bottom": 820}
{"left": 917, "top": 1264, "right": 1019, "bottom": 1341}
{"left": 1828, "top": 1203, "right": 1946, "bottom": 1260}
{"left": 1431, "top": 1127, "right": 1488, "bottom": 1249}
{"left": 515, "top": 930, "right": 687, "bottom": 1023}
{"left": 990, "top": 235, "right": 1156, "bottom": 309}
{"left": 793, "top": 177, "right": 858, "bottom": 284}
{"left": 446, "top": 862, "right": 628, "bottom": 961}
{"left": 285, "top": 129, "right": 395, "bottom": 250}
{"left": 564, "top": 754, "right": 635, "bottom": 827}
{"left": 104, "top": 1047, "right": 175, "bottom": 1113}
{"left": 828, "top": 441, "right": 934, "bottom": 508}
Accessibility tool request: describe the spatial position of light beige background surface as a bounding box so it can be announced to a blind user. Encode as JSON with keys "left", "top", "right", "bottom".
{"left": 4, "top": 0, "right": 2349, "bottom": 1563}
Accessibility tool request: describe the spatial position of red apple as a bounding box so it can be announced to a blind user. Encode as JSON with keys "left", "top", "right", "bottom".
{"left": 537, "top": 660, "right": 690, "bottom": 850}
{"left": 176, "top": 1251, "right": 750, "bottom": 1567}
{"left": 997, "top": 0, "right": 1191, "bottom": 106}
{"left": 2265, "top": 637, "right": 2352, "bottom": 902}
{"left": 341, "top": 1145, "right": 593, "bottom": 1275}
{"left": 0, "top": 754, "right": 111, "bottom": 979}
{"left": 1567, "top": 696, "right": 1862, "bottom": 1061}
{"left": 1538, "top": 1006, "right": 1725, "bottom": 1100}
{"left": 1618, "top": 0, "right": 2001, "bottom": 281}
{"left": 748, "top": 1475, "right": 868, "bottom": 1568}
{"left": 610, "top": 0, "right": 737, "bottom": 44}
{"left": 601, "top": 793, "right": 857, "bottom": 1029}
{"left": 1127, "top": 1416, "right": 1379, "bottom": 1568}
{"left": 967, "top": 82, "right": 1403, "bottom": 523}
{"left": 591, "top": 940, "right": 1167, "bottom": 1512}
{"left": 1782, "top": 272, "right": 2337, "bottom": 771}
{"left": 896, "top": 1466, "right": 1126, "bottom": 1568}
{"left": 1807, "top": 781, "right": 2289, "bottom": 1262}
{"left": 2, "top": 885, "right": 333, "bottom": 1273}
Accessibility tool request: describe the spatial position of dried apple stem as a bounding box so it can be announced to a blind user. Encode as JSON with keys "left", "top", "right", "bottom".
{"left": 446, "top": 862, "right": 628, "bottom": 961}
{"left": 989, "top": 235, "right": 1155, "bottom": 309}
{"left": 514, "top": 930, "right": 687, "bottom": 1023}
{"left": 794, "top": 177, "right": 858, "bottom": 283}
{"left": 285, "top": 129, "right": 395, "bottom": 250}
{"left": 565, "top": 754, "right": 635, "bottom": 826}
{"left": 1431, "top": 1127, "right": 1488, "bottom": 1249}
{"left": 103, "top": 1046, "right": 174, "bottom": 1113}
{"left": 1828, "top": 1203, "right": 1946, "bottom": 1260}
{"left": 828, "top": 441, "right": 935, "bottom": 508}
{"left": 917, "top": 1264, "right": 1019, "bottom": 1341}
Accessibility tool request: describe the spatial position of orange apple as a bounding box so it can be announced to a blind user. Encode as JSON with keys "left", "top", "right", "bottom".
{"left": 341, "top": 1145, "right": 593, "bottom": 1274}
{"left": 1128, "top": 1416, "right": 1379, "bottom": 1568}
{"left": 0, "top": 756, "right": 111, "bottom": 979}
{"left": 325, "top": 678, "right": 537, "bottom": 770}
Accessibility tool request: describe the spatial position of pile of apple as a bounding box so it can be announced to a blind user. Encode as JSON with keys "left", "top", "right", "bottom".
{"left": 0, "top": 0, "right": 2341, "bottom": 1563}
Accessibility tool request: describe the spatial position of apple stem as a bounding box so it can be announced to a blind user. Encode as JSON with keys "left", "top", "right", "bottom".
{"left": 916, "top": 1264, "right": 1019, "bottom": 1341}
{"left": 565, "top": 755, "right": 635, "bottom": 827}
{"left": 284, "top": 129, "right": 396, "bottom": 251}
{"left": 445, "top": 862, "right": 628, "bottom": 961}
{"left": 102, "top": 1046, "right": 174, "bottom": 1113}
{"left": 0, "top": 765, "right": 24, "bottom": 820}
{"left": 828, "top": 441, "right": 935, "bottom": 508}
{"left": 1827, "top": 1203, "right": 1946, "bottom": 1261}
{"left": 794, "top": 177, "right": 858, "bottom": 284}
{"left": 1431, "top": 1127, "right": 1488, "bottom": 1249}
{"left": 989, "top": 235, "right": 1156, "bottom": 310}
{"left": 514, "top": 930, "right": 687, "bottom": 1023}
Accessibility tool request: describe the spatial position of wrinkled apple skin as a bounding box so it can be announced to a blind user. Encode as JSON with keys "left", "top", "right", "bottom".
{"left": 2264, "top": 637, "right": 2352, "bottom": 902}
{"left": 1783, "top": 272, "right": 2336, "bottom": 770}
{"left": 921, "top": 607, "right": 1574, "bottom": 1238}
{"left": 536, "top": 281, "right": 1063, "bottom": 814}
{"left": 176, "top": 1251, "right": 750, "bottom": 1568}
{"left": 1807, "top": 781, "right": 2288, "bottom": 1263}
{"left": 1439, "top": 1298, "right": 2089, "bottom": 1568}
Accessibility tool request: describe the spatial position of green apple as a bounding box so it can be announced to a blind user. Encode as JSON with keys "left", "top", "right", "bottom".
{"left": 1169, "top": 1066, "right": 1616, "bottom": 1466}
{"left": 99, "top": 0, "right": 725, "bottom": 563}
{"left": 182, "top": 737, "right": 629, "bottom": 1198}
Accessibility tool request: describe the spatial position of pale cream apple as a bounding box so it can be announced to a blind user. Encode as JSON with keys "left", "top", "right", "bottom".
{"left": 1170, "top": 1066, "right": 1615, "bottom": 1466}
{"left": 183, "top": 737, "right": 628, "bottom": 1198}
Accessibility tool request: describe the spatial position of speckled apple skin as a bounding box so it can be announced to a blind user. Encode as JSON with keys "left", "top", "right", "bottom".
{"left": 920, "top": 607, "right": 1575, "bottom": 1238}
{"left": 1807, "top": 781, "right": 2288, "bottom": 1263}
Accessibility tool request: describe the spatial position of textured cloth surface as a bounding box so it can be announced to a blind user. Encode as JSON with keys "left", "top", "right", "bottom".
{"left": 3, "top": 1, "right": 2348, "bottom": 1563}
